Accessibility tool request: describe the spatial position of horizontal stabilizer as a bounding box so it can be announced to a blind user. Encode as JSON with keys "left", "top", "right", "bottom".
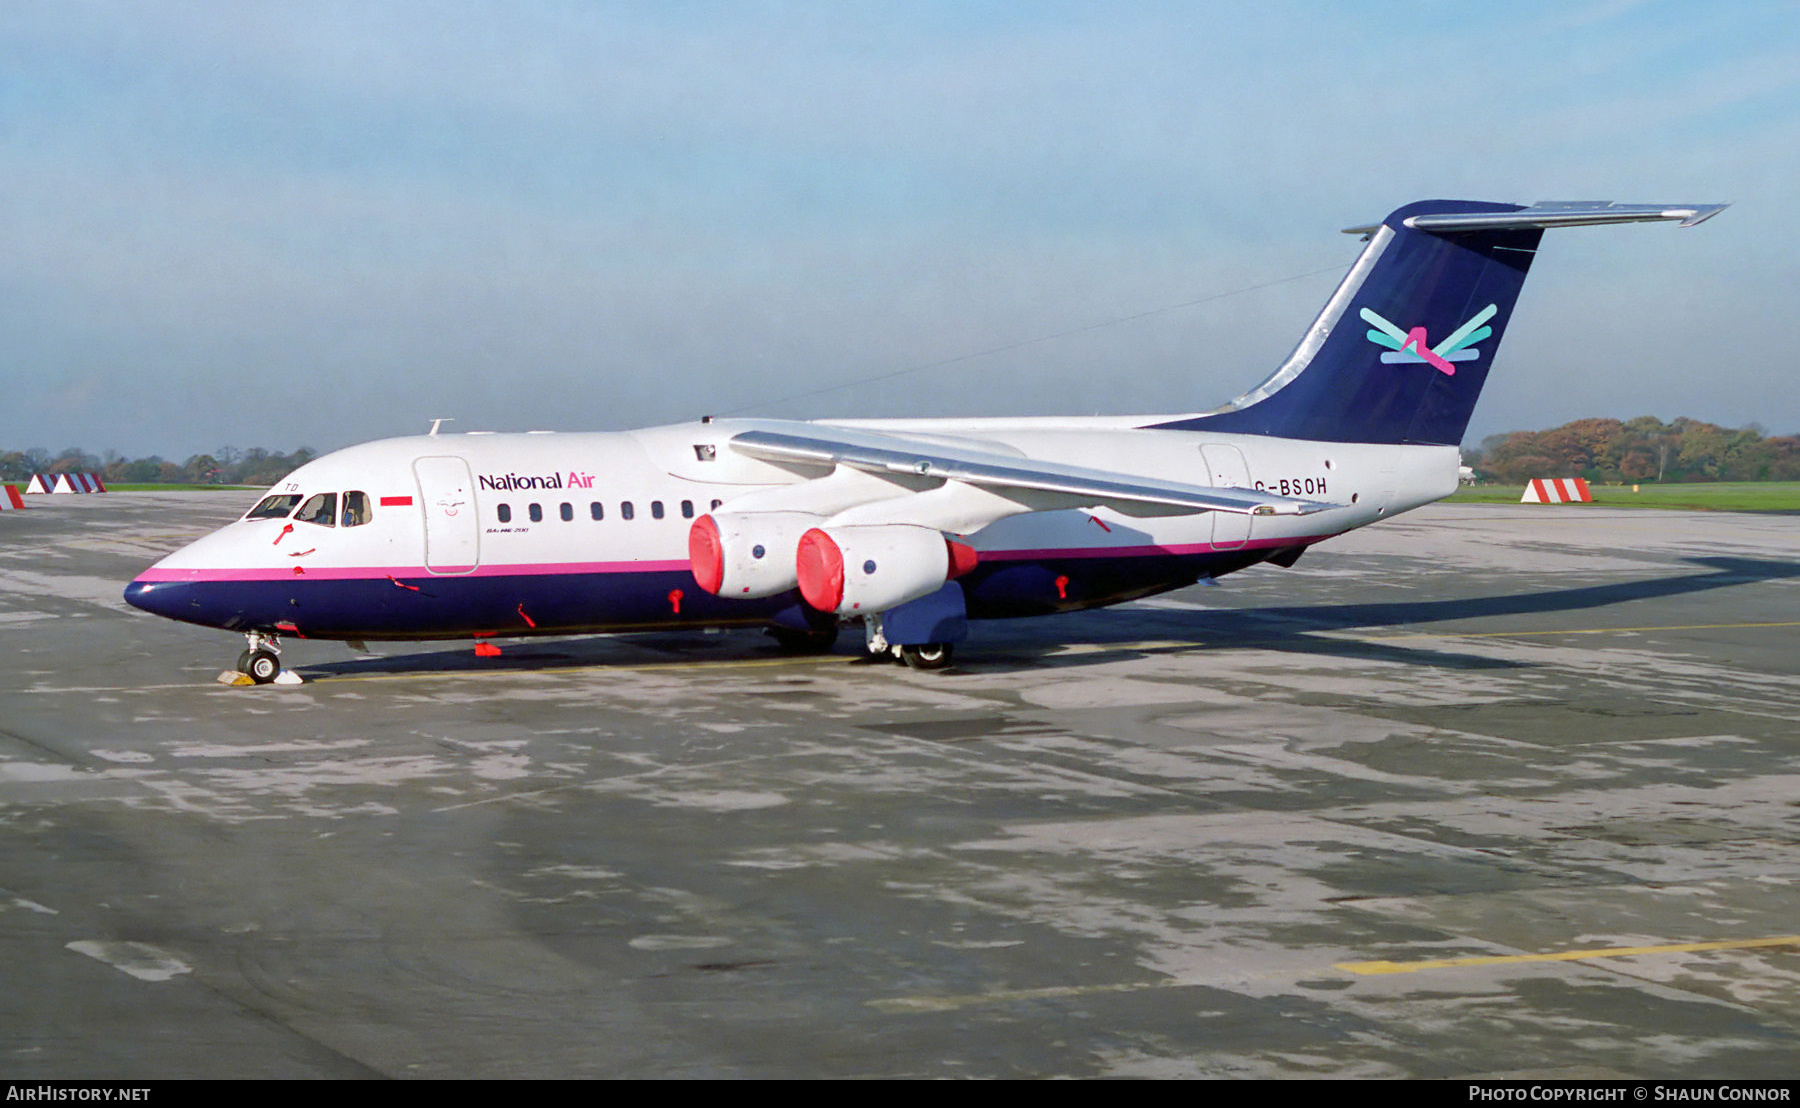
{"left": 729, "top": 425, "right": 1330, "bottom": 517}
{"left": 1347, "top": 201, "right": 1726, "bottom": 235}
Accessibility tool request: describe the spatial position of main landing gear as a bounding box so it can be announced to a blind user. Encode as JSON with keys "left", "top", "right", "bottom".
{"left": 898, "top": 642, "right": 954, "bottom": 670}
{"left": 862, "top": 614, "right": 955, "bottom": 671}
{"left": 236, "top": 630, "right": 284, "bottom": 684}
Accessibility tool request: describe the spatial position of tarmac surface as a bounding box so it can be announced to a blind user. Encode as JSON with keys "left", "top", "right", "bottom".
{"left": 2, "top": 490, "right": 1798, "bottom": 1078}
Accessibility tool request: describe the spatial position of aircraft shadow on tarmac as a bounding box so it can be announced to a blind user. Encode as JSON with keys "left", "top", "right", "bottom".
{"left": 972, "top": 554, "right": 1800, "bottom": 675}
{"left": 294, "top": 555, "right": 1800, "bottom": 681}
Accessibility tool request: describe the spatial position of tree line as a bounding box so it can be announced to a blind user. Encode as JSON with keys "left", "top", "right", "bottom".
{"left": 0, "top": 446, "right": 317, "bottom": 487}
{"left": 8, "top": 418, "right": 1798, "bottom": 489}
{"left": 1467, "top": 417, "right": 1800, "bottom": 485}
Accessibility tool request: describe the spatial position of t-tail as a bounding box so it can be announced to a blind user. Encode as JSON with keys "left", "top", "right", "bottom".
{"left": 1150, "top": 200, "right": 1726, "bottom": 445}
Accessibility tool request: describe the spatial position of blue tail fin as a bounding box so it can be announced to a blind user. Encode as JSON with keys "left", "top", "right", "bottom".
{"left": 1151, "top": 199, "right": 1724, "bottom": 446}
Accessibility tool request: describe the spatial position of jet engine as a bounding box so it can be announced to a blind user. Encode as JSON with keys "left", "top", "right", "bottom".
{"left": 688, "top": 511, "right": 820, "bottom": 598}
{"left": 795, "top": 524, "right": 979, "bottom": 615}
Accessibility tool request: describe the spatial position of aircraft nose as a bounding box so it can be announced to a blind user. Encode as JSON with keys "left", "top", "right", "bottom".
{"left": 126, "top": 565, "right": 263, "bottom": 631}
{"left": 125, "top": 574, "right": 238, "bottom": 629}
{"left": 124, "top": 578, "right": 190, "bottom": 620}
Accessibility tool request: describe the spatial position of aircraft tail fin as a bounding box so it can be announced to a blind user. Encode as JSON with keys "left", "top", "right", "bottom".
{"left": 1151, "top": 200, "right": 1724, "bottom": 445}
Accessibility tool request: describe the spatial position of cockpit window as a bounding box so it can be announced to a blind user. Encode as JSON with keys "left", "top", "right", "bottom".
{"left": 246, "top": 494, "right": 301, "bottom": 521}
{"left": 341, "top": 491, "right": 371, "bottom": 528}
{"left": 296, "top": 492, "right": 337, "bottom": 527}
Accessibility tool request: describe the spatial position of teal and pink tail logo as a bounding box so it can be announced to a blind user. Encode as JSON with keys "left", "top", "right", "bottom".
{"left": 1360, "top": 304, "right": 1496, "bottom": 376}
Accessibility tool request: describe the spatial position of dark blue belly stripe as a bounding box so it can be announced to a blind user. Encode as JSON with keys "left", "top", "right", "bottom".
{"left": 124, "top": 547, "right": 1280, "bottom": 640}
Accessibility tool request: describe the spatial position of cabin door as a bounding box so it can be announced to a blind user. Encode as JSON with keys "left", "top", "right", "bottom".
{"left": 1200, "top": 445, "right": 1252, "bottom": 549}
{"left": 414, "top": 456, "right": 481, "bottom": 574}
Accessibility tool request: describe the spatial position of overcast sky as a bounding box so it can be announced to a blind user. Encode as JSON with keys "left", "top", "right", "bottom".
{"left": 2, "top": 1, "right": 1795, "bottom": 459}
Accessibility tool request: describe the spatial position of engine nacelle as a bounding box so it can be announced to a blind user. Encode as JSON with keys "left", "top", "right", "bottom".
{"left": 689, "top": 511, "right": 819, "bottom": 598}
{"left": 795, "top": 524, "right": 979, "bottom": 615}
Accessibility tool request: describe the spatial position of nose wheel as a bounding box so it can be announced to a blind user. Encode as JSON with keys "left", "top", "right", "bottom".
{"left": 236, "top": 631, "right": 283, "bottom": 684}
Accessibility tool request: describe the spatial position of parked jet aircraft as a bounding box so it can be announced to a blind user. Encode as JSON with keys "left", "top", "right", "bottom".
{"left": 125, "top": 199, "right": 1723, "bottom": 683}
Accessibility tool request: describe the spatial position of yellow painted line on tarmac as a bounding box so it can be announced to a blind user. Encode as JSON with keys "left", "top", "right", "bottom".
{"left": 309, "top": 651, "right": 840, "bottom": 684}
{"left": 1337, "top": 935, "right": 1800, "bottom": 976}
{"left": 872, "top": 935, "right": 1800, "bottom": 1011}
{"left": 38, "top": 647, "right": 904, "bottom": 692}
{"left": 1358, "top": 620, "right": 1800, "bottom": 642}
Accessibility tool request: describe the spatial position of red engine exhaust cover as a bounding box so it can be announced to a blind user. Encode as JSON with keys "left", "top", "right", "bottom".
{"left": 946, "top": 539, "right": 978, "bottom": 579}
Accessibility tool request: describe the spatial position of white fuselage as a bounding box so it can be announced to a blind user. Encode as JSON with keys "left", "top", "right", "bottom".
{"left": 141, "top": 417, "right": 1457, "bottom": 590}
{"left": 124, "top": 415, "right": 1460, "bottom": 649}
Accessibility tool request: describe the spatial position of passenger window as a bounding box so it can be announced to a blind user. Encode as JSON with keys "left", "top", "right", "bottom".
{"left": 296, "top": 492, "right": 337, "bottom": 527}
{"left": 711, "top": 499, "right": 722, "bottom": 511}
{"left": 529, "top": 503, "right": 543, "bottom": 523}
{"left": 341, "top": 491, "right": 371, "bottom": 527}
{"left": 621, "top": 501, "right": 634, "bottom": 520}
{"left": 560, "top": 502, "right": 573, "bottom": 522}
{"left": 680, "top": 500, "right": 694, "bottom": 519}
{"left": 246, "top": 493, "right": 301, "bottom": 521}
{"left": 590, "top": 502, "right": 603, "bottom": 520}
{"left": 498, "top": 504, "right": 512, "bottom": 524}
{"left": 651, "top": 501, "right": 665, "bottom": 520}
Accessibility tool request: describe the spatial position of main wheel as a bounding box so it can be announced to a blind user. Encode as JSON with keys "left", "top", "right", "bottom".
{"left": 899, "top": 643, "right": 954, "bottom": 670}
{"left": 236, "top": 648, "right": 281, "bottom": 684}
{"left": 768, "top": 626, "right": 839, "bottom": 654}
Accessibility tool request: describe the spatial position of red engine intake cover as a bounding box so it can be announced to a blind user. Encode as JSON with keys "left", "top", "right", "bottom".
{"left": 795, "top": 528, "right": 845, "bottom": 612}
{"left": 688, "top": 515, "right": 725, "bottom": 595}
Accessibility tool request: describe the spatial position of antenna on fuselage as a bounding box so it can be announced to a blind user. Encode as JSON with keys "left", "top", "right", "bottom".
{"left": 429, "top": 418, "right": 453, "bottom": 436}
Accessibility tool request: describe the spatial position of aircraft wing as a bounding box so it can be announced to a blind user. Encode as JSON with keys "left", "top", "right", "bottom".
{"left": 727, "top": 425, "right": 1331, "bottom": 517}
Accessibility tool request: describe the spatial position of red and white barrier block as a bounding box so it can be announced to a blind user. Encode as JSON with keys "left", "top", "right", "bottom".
{"left": 50, "top": 473, "right": 107, "bottom": 494}
{"left": 0, "top": 485, "right": 24, "bottom": 510}
{"left": 23, "top": 474, "right": 54, "bottom": 494}
{"left": 1521, "top": 477, "right": 1593, "bottom": 504}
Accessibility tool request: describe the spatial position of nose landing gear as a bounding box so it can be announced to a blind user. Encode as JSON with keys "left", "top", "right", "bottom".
{"left": 235, "top": 630, "right": 286, "bottom": 684}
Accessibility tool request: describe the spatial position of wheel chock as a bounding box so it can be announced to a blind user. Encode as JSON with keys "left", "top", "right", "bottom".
{"left": 216, "top": 671, "right": 255, "bottom": 686}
